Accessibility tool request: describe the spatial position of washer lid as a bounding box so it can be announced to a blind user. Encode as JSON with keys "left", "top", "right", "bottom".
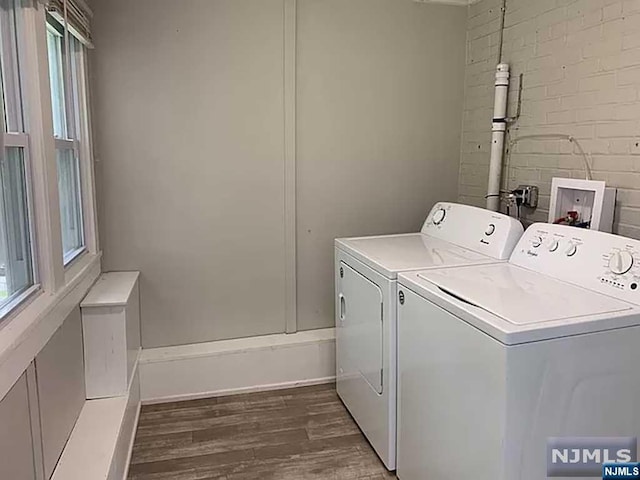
{"left": 417, "top": 263, "right": 632, "bottom": 325}
{"left": 335, "top": 233, "right": 493, "bottom": 279}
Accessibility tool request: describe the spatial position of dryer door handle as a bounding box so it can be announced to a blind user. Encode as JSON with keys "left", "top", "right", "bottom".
{"left": 339, "top": 294, "right": 346, "bottom": 323}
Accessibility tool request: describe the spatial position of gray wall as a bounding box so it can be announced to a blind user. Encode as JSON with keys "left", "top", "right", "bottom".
{"left": 92, "top": 0, "right": 467, "bottom": 347}
{"left": 296, "top": 0, "right": 467, "bottom": 330}
{"left": 92, "top": 0, "right": 287, "bottom": 348}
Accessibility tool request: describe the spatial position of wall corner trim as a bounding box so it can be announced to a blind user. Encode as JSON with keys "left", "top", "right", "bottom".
{"left": 284, "top": 0, "right": 297, "bottom": 334}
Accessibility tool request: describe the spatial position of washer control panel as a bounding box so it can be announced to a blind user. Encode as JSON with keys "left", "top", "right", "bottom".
{"left": 511, "top": 223, "right": 640, "bottom": 305}
{"left": 421, "top": 203, "right": 524, "bottom": 260}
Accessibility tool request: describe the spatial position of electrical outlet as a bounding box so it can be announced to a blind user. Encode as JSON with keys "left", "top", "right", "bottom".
{"left": 512, "top": 185, "right": 539, "bottom": 209}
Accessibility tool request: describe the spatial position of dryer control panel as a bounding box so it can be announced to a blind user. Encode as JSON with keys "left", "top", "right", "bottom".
{"left": 421, "top": 203, "right": 524, "bottom": 260}
{"left": 511, "top": 223, "right": 640, "bottom": 305}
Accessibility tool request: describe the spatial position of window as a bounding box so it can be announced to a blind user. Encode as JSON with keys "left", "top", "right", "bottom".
{"left": 46, "top": 25, "right": 66, "bottom": 138}
{"left": 46, "top": 16, "right": 85, "bottom": 264}
{"left": 0, "top": 0, "right": 97, "bottom": 324}
{"left": 56, "top": 147, "right": 82, "bottom": 257}
{"left": 0, "top": 0, "right": 36, "bottom": 311}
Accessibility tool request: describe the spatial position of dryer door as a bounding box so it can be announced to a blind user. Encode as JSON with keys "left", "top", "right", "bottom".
{"left": 338, "top": 261, "right": 384, "bottom": 394}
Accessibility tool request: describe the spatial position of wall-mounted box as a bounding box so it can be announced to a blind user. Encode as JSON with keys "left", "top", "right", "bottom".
{"left": 81, "top": 272, "right": 141, "bottom": 399}
{"left": 549, "top": 178, "right": 616, "bottom": 233}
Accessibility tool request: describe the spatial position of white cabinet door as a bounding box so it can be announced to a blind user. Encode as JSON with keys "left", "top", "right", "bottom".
{"left": 0, "top": 372, "right": 37, "bottom": 480}
{"left": 338, "top": 261, "right": 384, "bottom": 393}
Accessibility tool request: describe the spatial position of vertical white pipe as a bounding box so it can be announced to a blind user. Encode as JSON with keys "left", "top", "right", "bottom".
{"left": 486, "top": 63, "right": 510, "bottom": 212}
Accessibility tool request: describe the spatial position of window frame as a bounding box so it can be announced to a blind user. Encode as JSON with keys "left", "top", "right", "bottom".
{"left": 0, "top": 2, "right": 41, "bottom": 318}
{"left": 0, "top": 133, "right": 40, "bottom": 319}
{"left": 45, "top": 13, "right": 95, "bottom": 268}
{"left": 45, "top": 21, "right": 67, "bottom": 140}
{"left": 55, "top": 139, "right": 84, "bottom": 265}
{"left": 69, "top": 33, "right": 97, "bottom": 261}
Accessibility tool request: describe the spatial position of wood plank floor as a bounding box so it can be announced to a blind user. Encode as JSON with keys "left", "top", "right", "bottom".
{"left": 128, "top": 383, "right": 397, "bottom": 480}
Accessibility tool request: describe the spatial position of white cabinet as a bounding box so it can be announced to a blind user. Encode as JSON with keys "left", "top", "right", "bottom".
{"left": 81, "top": 272, "right": 141, "bottom": 399}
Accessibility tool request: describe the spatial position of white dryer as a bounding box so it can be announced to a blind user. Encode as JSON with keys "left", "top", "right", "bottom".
{"left": 334, "top": 202, "right": 524, "bottom": 470}
{"left": 397, "top": 223, "right": 640, "bottom": 480}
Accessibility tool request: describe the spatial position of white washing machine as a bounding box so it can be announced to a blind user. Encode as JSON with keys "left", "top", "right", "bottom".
{"left": 334, "top": 202, "right": 524, "bottom": 470}
{"left": 397, "top": 223, "right": 640, "bottom": 480}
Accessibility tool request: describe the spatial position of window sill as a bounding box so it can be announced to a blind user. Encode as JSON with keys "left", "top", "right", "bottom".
{"left": 0, "top": 251, "right": 101, "bottom": 400}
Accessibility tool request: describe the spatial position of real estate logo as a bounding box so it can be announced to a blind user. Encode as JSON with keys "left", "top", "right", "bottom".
{"left": 602, "top": 463, "right": 640, "bottom": 479}
{"left": 547, "top": 437, "right": 637, "bottom": 477}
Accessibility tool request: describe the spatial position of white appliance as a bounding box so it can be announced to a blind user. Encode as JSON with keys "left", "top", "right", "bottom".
{"left": 397, "top": 223, "right": 640, "bottom": 480}
{"left": 335, "top": 202, "right": 524, "bottom": 470}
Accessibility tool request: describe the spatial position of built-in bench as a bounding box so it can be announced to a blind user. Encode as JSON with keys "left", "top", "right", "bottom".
{"left": 52, "top": 272, "right": 141, "bottom": 480}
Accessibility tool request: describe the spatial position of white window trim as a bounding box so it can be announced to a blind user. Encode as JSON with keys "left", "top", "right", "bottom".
{"left": 72, "top": 38, "right": 98, "bottom": 256}
{"left": 0, "top": 9, "right": 41, "bottom": 318}
{"left": 0, "top": 283, "right": 39, "bottom": 321}
{"left": 45, "top": 21, "right": 67, "bottom": 140}
{"left": 62, "top": 244, "right": 85, "bottom": 266}
{"left": 55, "top": 136, "right": 86, "bottom": 269}
{"left": 4, "top": 132, "right": 29, "bottom": 148}
{"left": 54, "top": 137, "right": 73, "bottom": 149}
{"left": 0, "top": 132, "right": 42, "bottom": 317}
{"left": 0, "top": 2, "right": 25, "bottom": 133}
{"left": 20, "top": 1, "right": 66, "bottom": 294}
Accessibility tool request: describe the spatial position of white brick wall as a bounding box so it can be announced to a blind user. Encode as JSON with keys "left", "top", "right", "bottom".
{"left": 459, "top": 0, "right": 640, "bottom": 238}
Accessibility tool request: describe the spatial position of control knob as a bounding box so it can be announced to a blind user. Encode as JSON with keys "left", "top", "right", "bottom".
{"left": 485, "top": 224, "right": 496, "bottom": 236}
{"left": 531, "top": 236, "right": 543, "bottom": 248}
{"left": 432, "top": 208, "right": 446, "bottom": 225}
{"left": 608, "top": 251, "right": 634, "bottom": 275}
{"left": 565, "top": 243, "right": 578, "bottom": 257}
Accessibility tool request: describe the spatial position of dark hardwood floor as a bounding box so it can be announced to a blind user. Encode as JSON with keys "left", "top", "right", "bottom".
{"left": 128, "top": 383, "right": 397, "bottom": 480}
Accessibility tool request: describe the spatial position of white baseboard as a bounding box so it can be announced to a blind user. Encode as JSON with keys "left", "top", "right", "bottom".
{"left": 139, "top": 328, "right": 336, "bottom": 404}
